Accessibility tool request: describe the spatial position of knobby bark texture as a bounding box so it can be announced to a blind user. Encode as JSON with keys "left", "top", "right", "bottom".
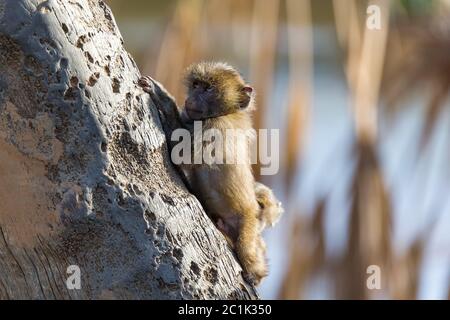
{"left": 0, "top": 0, "right": 258, "bottom": 299}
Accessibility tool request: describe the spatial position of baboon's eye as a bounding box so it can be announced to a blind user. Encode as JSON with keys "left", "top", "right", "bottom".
{"left": 192, "top": 80, "right": 200, "bottom": 88}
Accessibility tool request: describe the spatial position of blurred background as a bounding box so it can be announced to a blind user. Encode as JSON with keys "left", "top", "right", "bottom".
{"left": 106, "top": 0, "right": 450, "bottom": 299}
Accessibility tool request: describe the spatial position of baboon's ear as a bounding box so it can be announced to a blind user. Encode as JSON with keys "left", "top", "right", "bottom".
{"left": 243, "top": 86, "right": 253, "bottom": 94}
{"left": 240, "top": 86, "right": 253, "bottom": 109}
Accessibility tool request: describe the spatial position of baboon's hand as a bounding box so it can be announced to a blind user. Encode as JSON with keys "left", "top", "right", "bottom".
{"left": 138, "top": 75, "right": 155, "bottom": 93}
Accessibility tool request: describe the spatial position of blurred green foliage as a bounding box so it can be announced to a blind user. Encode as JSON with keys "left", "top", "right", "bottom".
{"left": 399, "top": 0, "right": 436, "bottom": 16}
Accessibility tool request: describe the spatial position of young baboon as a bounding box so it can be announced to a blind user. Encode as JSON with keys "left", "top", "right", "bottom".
{"left": 139, "top": 62, "right": 283, "bottom": 284}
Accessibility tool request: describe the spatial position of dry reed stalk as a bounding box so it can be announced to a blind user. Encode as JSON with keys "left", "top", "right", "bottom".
{"left": 448, "top": 283, "right": 450, "bottom": 300}
{"left": 333, "top": 0, "right": 363, "bottom": 93}
{"left": 340, "top": 143, "right": 392, "bottom": 299}
{"left": 277, "top": 216, "right": 310, "bottom": 299}
{"left": 383, "top": 17, "right": 450, "bottom": 148}
{"left": 248, "top": 0, "right": 280, "bottom": 180}
{"left": 333, "top": 0, "right": 393, "bottom": 299}
{"left": 278, "top": 199, "right": 326, "bottom": 299}
{"left": 390, "top": 237, "right": 425, "bottom": 299}
{"left": 352, "top": 0, "right": 389, "bottom": 144}
{"left": 196, "top": 0, "right": 232, "bottom": 59}
{"left": 152, "top": 0, "right": 204, "bottom": 101}
{"left": 283, "top": 0, "right": 313, "bottom": 193}
{"left": 391, "top": 215, "right": 440, "bottom": 299}
{"left": 230, "top": 0, "right": 253, "bottom": 58}
{"left": 311, "top": 197, "right": 326, "bottom": 270}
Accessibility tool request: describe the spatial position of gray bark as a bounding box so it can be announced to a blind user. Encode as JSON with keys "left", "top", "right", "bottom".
{"left": 0, "top": 0, "right": 258, "bottom": 299}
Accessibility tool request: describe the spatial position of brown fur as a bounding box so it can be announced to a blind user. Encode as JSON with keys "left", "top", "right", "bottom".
{"left": 185, "top": 63, "right": 266, "bottom": 283}
{"left": 255, "top": 182, "right": 284, "bottom": 231}
{"left": 139, "top": 62, "right": 283, "bottom": 285}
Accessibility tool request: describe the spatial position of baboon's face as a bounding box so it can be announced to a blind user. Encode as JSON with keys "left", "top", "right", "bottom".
{"left": 184, "top": 79, "right": 221, "bottom": 120}
{"left": 183, "top": 63, "right": 253, "bottom": 120}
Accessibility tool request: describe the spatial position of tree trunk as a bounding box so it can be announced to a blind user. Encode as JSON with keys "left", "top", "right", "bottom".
{"left": 0, "top": 0, "right": 258, "bottom": 299}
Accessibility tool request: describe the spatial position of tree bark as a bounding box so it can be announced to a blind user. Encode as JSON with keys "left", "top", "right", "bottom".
{"left": 0, "top": 0, "right": 258, "bottom": 299}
